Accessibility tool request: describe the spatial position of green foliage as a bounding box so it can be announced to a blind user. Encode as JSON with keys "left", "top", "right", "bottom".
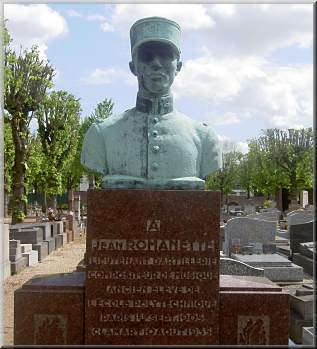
{"left": 4, "top": 121, "right": 14, "bottom": 193}
{"left": 246, "top": 128, "right": 313, "bottom": 199}
{"left": 5, "top": 45, "right": 55, "bottom": 118}
{"left": 26, "top": 134, "right": 46, "bottom": 193}
{"left": 4, "top": 22, "right": 55, "bottom": 223}
{"left": 35, "top": 90, "right": 81, "bottom": 197}
{"left": 206, "top": 150, "right": 242, "bottom": 202}
{"left": 263, "top": 199, "right": 275, "bottom": 208}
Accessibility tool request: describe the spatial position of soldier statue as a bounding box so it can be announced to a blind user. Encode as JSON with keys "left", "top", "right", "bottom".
{"left": 81, "top": 17, "right": 222, "bottom": 189}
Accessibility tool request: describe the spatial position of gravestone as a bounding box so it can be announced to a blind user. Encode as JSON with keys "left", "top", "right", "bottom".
{"left": 85, "top": 189, "right": 220, "bottom": 345}
{"left": 9, "top": 240, "right": 27, "bottom": 275}
{"left": 10, "top": 227, "right": 43, "bottom": 244}
{"left": 32, "top": 223, "right": 51, "bottom": 240}
{"left": 55, "top": 234, "right": 64, "bottom": 249}
{"left": 300, "top": 191, "right": 309, "bottom": 208}
{"left": 231, "top": 254, "right": 303, "bottom": 282}
{"left": 223, "top": 217, "right": 276, "bottom": 256}
{"left": 302, "top": 327, "right": 315, "bottom": 345}
{"left": 289, "top": 221, "right": 313, "bottom": 257}
{"left": 247, "top": 211, "right": 280, "bottom": 222}
{"left": 287, "top": 210, "right": 314, "bottom": 226}
{"left": 220, "top": 257, "right": 264, "bottom": 277}
{"left": 50, "top": 222, "right": 58, "bottom": 237}
{"left": 292, "top": 241, "right": 314, "bottom": 276}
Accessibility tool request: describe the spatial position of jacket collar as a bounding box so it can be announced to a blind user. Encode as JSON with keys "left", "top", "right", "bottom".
{"left": 136, "top": 93, "right": 173, "bottom": 115}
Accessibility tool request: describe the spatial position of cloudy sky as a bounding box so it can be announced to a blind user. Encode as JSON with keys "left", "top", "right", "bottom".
{"left": 4, "top": 2, "right": 313, "bottom": 152}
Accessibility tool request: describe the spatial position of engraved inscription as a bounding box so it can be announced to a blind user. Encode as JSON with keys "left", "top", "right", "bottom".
{"left": 91, "top": 327, "right": 214, "bottom": 336}
{"left": 34, "top": 314, "right": 67, "bottom": 345}
{"left": 85, "top": 191, "right": 220, "bottom": 344}
{"left": 147, "top": 219, "right": 160, "bottom": 232}
{"left": 91, "top": 239, "right": 215, "bottom": 252}
{"left": 238, "top": 315, "right": 270, "bottom": 345}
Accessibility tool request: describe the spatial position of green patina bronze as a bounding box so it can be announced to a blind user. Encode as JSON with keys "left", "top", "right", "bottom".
{"left": 81, "top": 17, "right": 222, "bottom": 189}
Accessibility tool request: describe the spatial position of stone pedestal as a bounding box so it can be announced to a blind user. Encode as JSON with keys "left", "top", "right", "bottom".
{"left": 14, "top": 273, "right": 85, "bottom": 345}
{"left": 85, "top": 189, "right": 220, "bottom": 345}
{"left": 13, "top": 189, "right": 290, "bottom": 345}
{"left": 14, "top": 273, "right": 289, "bottom": 345}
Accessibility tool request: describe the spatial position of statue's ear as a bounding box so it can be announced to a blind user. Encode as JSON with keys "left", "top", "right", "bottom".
{"left": 129, "top": 61, "right": 137, "bottom": 76}
{"left": 176, "top": 61, "right": 182, "bottom": 75}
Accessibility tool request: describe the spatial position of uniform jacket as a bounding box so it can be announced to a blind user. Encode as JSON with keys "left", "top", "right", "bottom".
{"left": 81, "top": 95, "right": 222, "bottom": 188}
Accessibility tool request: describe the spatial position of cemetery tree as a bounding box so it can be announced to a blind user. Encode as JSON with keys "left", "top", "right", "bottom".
{"left": 206, "top": 151, "right": 242, "bottom": 205}
{"left": 254, "top": 128, "right": 313, "bottom": 201}
{"left": 237, "top": 153, "right": 253, "bottom": 199}
{"left": 247, "top": 139, "right": 288, "bottom": 199}
{"left": 25, "top": 134, "right": 46, "bottom": 200}
{"left": 36, "top": 91, "right": 81, "bottom": 212}
{"left": 4, "top": 29, "right": 55, "bottom": 223}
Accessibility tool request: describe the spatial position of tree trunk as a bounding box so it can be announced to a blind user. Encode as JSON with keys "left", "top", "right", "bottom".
{"left": 88, "top": 175, "right": 95, "bottom": 189}
{"left": 47, "top": 195, "right": 57, "bottom": 210}
{"left": 289, "top": 171, "right": 298, "bottom": 201}
{"left": 11, "top": 117, "right": 27, "bottom": 224}
{"left": 68, "top": 189, "right": 74, "bottom": 212}
{"left": 42, "top": 191, "right": 47, "bottom": 214}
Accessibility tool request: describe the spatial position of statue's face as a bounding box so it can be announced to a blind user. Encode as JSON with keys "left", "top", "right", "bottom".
{"left": 130, "top": 42, "right": 182, "bottom": 95}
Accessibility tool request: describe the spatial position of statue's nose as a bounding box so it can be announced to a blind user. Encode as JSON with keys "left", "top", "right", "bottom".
{"left": 150, "top": 55, "right": 163, "bottom": 69}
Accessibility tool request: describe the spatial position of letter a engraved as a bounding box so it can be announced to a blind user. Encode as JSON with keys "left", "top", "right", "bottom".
{"left": 147, "top": 220, "right": 160, "bottom": 233}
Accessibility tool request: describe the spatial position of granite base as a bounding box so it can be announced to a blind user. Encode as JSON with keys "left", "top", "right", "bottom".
{"left": 13, "top": 273, "right": 289, "bottom": 345}
{"left": 14, "top": 272, "right": 84, "bottom": 345}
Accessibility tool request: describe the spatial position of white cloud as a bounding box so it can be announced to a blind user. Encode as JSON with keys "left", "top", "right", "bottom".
{"left": 100, "top": 22, "right": 114, "bottom": 33}
{"left": 4, "top": 4, "right": 68, "bottom": 58}
{"left": 217, "top": 136, "right": 249, "bottom": 154}
{"left": 203, "top": 4, "right": 313, "bottom": 56}
{"left": 65, "top": 9, "right": 82, "bottom": 18}
{"left": 174, "top": 55, "right": 312, "bottom": 130}
{"left": 86, "top": 14, "right": 106, "bottom": 22}
{"left": 108, "top": 4, "right": 214, "bottom": 35}
{"left": 236, "top": 141, "right": 249, "bottom": 154}
{"left": 81, "top": 67, "right": 136, "bottom": 86}
{"left": 213, "top": 112, "right": 241, "bottom": 126}
{"left": 210, "top": 4, "right": 236, "bottom": 18}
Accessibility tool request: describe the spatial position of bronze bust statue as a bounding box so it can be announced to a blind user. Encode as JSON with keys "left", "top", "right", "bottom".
{"left": 81, "top": 17, "right": 222, "bottom": 189}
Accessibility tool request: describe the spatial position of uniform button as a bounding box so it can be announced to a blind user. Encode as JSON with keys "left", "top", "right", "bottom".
{"left": 152, "top": 145, "right": 160, "bottom": 152}
{"left": 153, "top": 117, "right": 159, "bottom": 124}
{"left": 151, "top": 162, "right": 159, "bottom": 170}
{"left": 152, "top": 130, "right": 158, "bottom": 137}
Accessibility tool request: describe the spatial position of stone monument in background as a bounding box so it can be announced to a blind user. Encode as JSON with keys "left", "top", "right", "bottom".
{"left": 14, "top": 17, "right": 289, "bottom": 346}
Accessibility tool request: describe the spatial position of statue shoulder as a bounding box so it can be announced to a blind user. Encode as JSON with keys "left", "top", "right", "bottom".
{"left": 96, "top": 108, "right": 134, "bottom": 128}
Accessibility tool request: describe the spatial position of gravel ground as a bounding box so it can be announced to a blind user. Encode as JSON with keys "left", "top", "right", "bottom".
{"left": 2, "top": 234, "right": 86, "bottom": 346}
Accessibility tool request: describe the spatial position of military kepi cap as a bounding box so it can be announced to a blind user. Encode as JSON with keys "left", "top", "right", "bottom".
{"left": 130, "top": 17, "right": 181, "bottom": 56}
